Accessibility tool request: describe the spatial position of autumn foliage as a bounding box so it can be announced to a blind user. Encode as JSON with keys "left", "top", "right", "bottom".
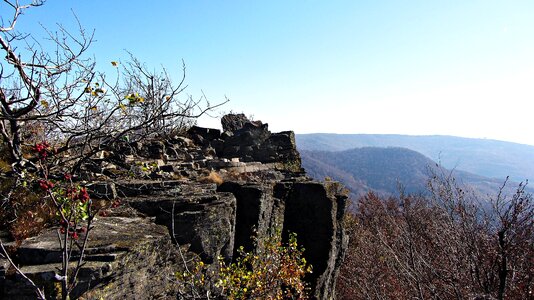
{"left": 176, "top": 230, "right": 312, "bottom": 299}
{"left": 337, "top": 173, "right": 534, "bottom": 300}
{"left": 217, "top": 231, "right": 312, "bottom": 299}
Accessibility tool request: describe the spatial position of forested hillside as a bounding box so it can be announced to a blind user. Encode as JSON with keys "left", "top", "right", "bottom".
{"left": 301, "top": 147, "right": 524, "bottom": 198}
{"left": 297, "top": 134, "right": 534, "bottom": 182}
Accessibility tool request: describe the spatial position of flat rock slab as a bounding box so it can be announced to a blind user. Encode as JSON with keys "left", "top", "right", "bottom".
{"left": 114, "top": 180, "right": 185, "bottom": 197}
{"left": 17, "top": 216, "right": 168, "bottom": 265}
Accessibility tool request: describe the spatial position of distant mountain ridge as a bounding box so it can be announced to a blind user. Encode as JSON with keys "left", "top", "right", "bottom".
{"left": 296, "top": 134, "right": 534, "bottom": 182}
{"left": 301, "top": 147, "right": 523, "bottom": 198}
{"left": 301, "top": 147, "right": 431, "bottom": 196}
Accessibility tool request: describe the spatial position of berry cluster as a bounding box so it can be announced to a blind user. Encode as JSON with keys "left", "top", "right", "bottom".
{"left": 77, "top": 187, "right": 90, "bottom": 203}
{"left": 66, "top": 187, "right": 90, "bottom": 203}
{"left": 33, "top": 141, "right": 51, "bottom": 160}
{"left": 39, "top": 180, "right": 55, "bottom": 191}
{"left": 59, "top": 220, "right": 86, "bottom": 240}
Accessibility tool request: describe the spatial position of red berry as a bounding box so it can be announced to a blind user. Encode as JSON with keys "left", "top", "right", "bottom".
{"left": 39, "top": 180, "right": 53, "bottom": 191}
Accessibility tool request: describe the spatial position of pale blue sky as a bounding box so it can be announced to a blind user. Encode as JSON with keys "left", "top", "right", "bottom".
{"left": 13, "top": 1, "right": 534, "bottom": 145}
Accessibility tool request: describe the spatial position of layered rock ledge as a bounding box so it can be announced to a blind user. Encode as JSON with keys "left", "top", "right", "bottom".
{"left": 1, "top": 114, "right": 347, "bottom": 299}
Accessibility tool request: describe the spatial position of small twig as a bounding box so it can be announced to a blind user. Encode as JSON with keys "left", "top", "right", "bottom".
{"left": 0, "top": 238, "right": 47, "bottom": 299}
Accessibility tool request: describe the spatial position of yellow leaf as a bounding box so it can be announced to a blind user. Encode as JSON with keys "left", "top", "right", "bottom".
{"left": 40, "top": 100, "right": 49, "bottom": 108}
{"left": 90, "top": 106, "right": 97, "bottom": 111}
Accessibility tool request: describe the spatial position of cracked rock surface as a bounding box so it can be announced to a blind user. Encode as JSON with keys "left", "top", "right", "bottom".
{"left": 1, "top": 115, "right": 347, "bottom": 299}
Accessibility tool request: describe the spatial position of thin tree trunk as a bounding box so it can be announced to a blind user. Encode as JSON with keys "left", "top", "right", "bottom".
{"left": 497, "top": 231, "right": 507, "bottom": 300}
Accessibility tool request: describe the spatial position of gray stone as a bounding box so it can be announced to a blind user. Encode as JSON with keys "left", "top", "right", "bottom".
{"left": 129, "top": 190, "right": 236, "bottom": 263}
{"left": 221, "top": 130, "right": 234, "bottom": 140}
{"left": 210, "top": 138, "right": 225, "bottom": 155}
{"left": 3, "top": 217, "right": 178, "bottom": 299}
{"left": 139, "top": 141, "right": 165, "bottom": 159}
{"left": 217, "top": 182, "right": 284, "bottom": 255}
{"left": 275, "top": 181, "right": 347, "bottom": 299}
{"left": 187, "top": 126, "right": 221, "bottom": 145}
{"left": 217, "top": 115, "right": 301, "bottom": 168}
{"left": 115, "top": 180, "right": 183, "bottom": 197}
{"left": 169, "top": 136, "right": 194, "bottom": 147}
{"left": 87, "top": 182, "right": 117, "bottom": 200}
{"left": 221, "top": 113, "right": 249, "bottom": 132}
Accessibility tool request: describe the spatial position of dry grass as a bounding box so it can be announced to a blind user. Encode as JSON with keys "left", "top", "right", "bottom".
{"left": 199, "top": 171, "right": 224, "bottom": 185}
{"left": 0, "top": 180, "right": 55, "bottom": 242}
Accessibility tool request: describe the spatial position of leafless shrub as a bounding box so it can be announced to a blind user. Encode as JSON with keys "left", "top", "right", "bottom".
{"left": 337, "top": 169, "right": 534, "bottom": 300}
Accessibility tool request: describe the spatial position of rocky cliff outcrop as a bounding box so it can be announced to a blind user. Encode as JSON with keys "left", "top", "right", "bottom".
{"left": 0, "top": 114, "right": 347, "bottom": 299}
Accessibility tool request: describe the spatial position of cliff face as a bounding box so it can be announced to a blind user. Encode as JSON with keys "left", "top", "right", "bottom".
{"left": 0, "top": 114, "right": 347, "bottom": 299}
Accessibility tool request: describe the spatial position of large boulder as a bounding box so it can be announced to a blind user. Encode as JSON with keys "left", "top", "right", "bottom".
{"left": 221, "top": 113, "right": 250, "bottom": 132}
